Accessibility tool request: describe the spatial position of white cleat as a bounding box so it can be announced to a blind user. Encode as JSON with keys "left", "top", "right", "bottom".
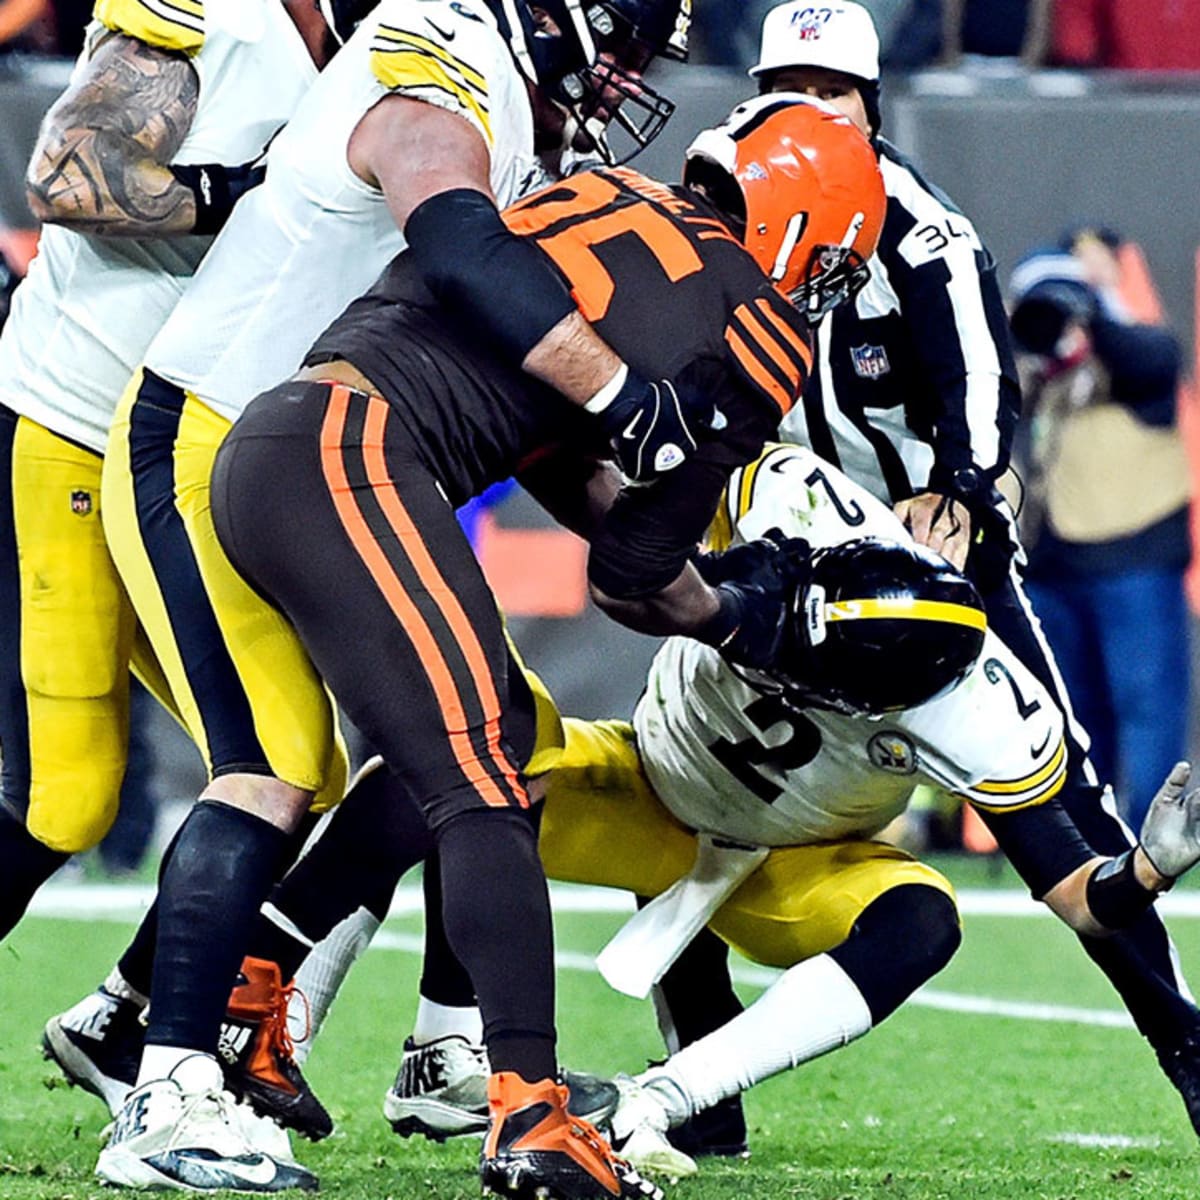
{"left": 609, "top": 1074, "right": 697, "bottom": 1179}
{"left": 95, "top": 1053, "right": 317, "bottom": 1192}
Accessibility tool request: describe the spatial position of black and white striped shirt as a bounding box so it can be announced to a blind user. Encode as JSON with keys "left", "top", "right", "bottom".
{"left": 780, "top": 138, "right": 1021, "bottom": 509}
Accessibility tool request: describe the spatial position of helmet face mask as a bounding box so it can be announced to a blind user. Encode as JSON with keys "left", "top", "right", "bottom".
{"left": 683, "top": 94, "right": 885, "bottom": 323}
{"left": 773, "top": 538, "right": 988, "bottom": 717}
{"left": 492, "top": 0, "right": 689, "bottom": 164}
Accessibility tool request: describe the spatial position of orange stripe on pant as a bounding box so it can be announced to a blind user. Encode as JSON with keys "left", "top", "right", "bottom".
{"left": 359, "top": 398, "right": 524, "bottom": 803}
{"left": 318, "top": 386, "right": 523, "bottom": 811}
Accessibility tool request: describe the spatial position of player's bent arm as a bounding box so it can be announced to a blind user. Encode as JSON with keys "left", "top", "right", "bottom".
{"left": 982, "top": 762, "right": 1200, "bottom": 936}
{"left": 354, "top": 96, "right": 619, "bottom": 405}
{"left": 26, "top": 33, "right": 202, "bottom": 235}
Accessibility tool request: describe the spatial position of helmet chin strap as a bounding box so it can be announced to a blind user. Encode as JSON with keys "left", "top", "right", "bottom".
{"left": 559, "top": 110, "right": 614, "bottom": 165}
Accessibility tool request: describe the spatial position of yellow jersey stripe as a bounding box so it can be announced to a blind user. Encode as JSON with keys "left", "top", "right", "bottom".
{"left": 973, "top": 737, "right": 1066, "bottom": 796}
{"left": 369, "top": 50, "right": 493, "bottom": 143}
{"left": 825, "top": 597, "right": 988, "bottom": 632}
{"left": 969, "top": 759, "right": 1067, "bottom": 813}
{"left": 372, "top": 26, "right": 488, "bottom": 93}
{"left": 94, "top": 0, "right": 204, "bottom": 50}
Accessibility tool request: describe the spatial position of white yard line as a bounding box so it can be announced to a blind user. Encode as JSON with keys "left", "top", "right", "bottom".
{"left": 1049, "top": 1133, "right": 1161, "bottom": 1149}
{"left": 22, "top": 881, "right": 1193, "bottom": 1031}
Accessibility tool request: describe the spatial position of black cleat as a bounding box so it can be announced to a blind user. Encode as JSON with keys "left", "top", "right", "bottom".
{"left": 42, "top": 986, "right": 143, "bottom": 1115}
{"left": 1156, "top": 1029, "right": 1200, "bottom": 1138}
{"left": 666, "top": 1094, "right": 749, "bottom": 1159}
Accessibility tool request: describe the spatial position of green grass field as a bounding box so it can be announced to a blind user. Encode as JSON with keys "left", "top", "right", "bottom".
{"left": 3, "top": 856, "right": 1200, "bottom": 1199}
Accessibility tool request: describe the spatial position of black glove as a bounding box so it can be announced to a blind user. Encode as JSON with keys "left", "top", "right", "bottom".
{"left": 698, "top": 530, "right": 812, "bottom": 670}
{"left": 171, "top": 158, "right": 267, "bottom": 235}
{"left": 590, "top": 365, "right": 720, "bottom": 482}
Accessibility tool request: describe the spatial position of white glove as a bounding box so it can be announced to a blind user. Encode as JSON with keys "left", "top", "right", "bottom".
{"left": 1139, "top": 761, "right": 1200, "bottom": 880}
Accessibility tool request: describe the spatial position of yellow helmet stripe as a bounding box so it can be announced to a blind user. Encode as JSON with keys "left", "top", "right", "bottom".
{"left": 824, "top": 598, "right": 987, "bottom": 631}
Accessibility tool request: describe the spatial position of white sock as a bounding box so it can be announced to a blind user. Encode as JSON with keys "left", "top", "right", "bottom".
{"left": 412, "top": 997, "right": 483, "bottom": 1046}
{"left": 638, "top": 954, "right": 873, "bottom": 1123}
{"left": 136, "top": 1045, "right": 213, "bottom": 1087}
{"left": 104, "top": 966, "right": 149, "bottom": 1010}
{"left": 288, "top": 907, "right": 381, "bottom": 1064}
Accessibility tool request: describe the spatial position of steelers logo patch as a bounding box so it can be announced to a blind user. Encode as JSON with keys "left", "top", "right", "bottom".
{"left": 867, "top": 732, "right": 916, "bottom": 774}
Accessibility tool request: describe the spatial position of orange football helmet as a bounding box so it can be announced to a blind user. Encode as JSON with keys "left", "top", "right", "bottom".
{"left": 683, "top": 94, "right": 886, "bottom": 322}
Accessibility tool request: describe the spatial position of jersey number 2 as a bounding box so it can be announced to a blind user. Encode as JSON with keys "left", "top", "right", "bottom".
{"left": 708, "top": 694, "right": 822, "bottom": 804}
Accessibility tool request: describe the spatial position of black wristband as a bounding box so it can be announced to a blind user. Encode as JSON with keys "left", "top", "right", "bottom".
{"left": 170, "top": 163, "right": 236, "bottom": 235}
{"left": 405, "top": 188, "right": 576, "bottom": 363}
{"left": 1085, "top": 849, "right": 1159, "bottom": 930}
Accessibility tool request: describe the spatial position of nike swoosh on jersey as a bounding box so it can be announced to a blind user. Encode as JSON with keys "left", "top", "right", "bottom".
{"left": 425, "top": 18, "right": 456, "bottom": 40}
{"left": 1030, "top": 730, "right": 1052, "bottom": 758}
{"left": 622, "top": 412, "right": 644, "bottom": 440}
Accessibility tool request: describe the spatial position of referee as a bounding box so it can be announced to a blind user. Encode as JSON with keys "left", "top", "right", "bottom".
{"left": 657, "top": 0, "right": 1200, "bottom": 1160}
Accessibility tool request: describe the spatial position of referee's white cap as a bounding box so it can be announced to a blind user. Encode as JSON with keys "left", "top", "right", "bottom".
{"left": 750, "top": 2, "right": 881, "bottom": 83}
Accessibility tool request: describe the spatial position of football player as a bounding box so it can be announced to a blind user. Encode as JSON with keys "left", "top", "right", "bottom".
{"left": 0, "top": 2, "right": 364, "bottom": 948}
{"left": 0, "top": 0, "right": 345, "bottom": 937}
{"left": 373, "top": 441, "right": 1200, "bottom": 1179}
{"left": 49, "top": 2, "right": 694, "bottom": 1194}
{"left": 202, "top": 96, "right": 884, "bottom": 1200}
{"left": 733, "top": 0, "right": 1200, "bottom": 1147}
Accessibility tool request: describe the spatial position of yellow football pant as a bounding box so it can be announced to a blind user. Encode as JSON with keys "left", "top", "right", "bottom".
{"left": 102, "top": 371, "right": 346, "bottom": 808}
{"left": 5, "top": 415, "right": 178, "bottom": 851}
{"left": 539, "top": 718, "right": 956, "bottom": 968}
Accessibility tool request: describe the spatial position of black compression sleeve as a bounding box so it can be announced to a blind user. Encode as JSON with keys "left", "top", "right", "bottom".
{"left": 976, "top": 797, "right": 1095, "bottom": 900}
{"left": 404, "top": 188, "right": 577, "bottom": 363}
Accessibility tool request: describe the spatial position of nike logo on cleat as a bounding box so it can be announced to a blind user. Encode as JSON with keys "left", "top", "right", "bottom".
{"left": 149, "top": 1149, "right": 293, "bottom": 1191}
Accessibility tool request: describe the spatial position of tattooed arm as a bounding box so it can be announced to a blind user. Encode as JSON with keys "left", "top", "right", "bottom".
{"left": 25, "top": 33, "right": 202, "bottom": 236}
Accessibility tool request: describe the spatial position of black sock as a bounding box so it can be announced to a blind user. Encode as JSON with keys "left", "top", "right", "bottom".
{"left": 419, "top": 847, "right": 476, "bottom": 1008}
{"left": 249, "top": 764, "right": 432, "bottom": 980}
{"left": 0, "top": 809, "right": 70, "bottom": 939}
{"left": 117, "top": 902, "right": 158, "bottom": 998}
{"left": 146, "top": 799, "right": 288, "bottom": 1050}
{"left": 436, "top": 807, "right": 555, "bottom": 1082}
{"left": 828, "top": 884, "right": 961, "bottom": 1023}
{"left": 648, "top": 917, "right": 743, "bottom": 1053}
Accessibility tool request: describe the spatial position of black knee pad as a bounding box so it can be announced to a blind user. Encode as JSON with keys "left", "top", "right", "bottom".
{"left": 828, "top": 884, "right": 962, "bottom": 1023}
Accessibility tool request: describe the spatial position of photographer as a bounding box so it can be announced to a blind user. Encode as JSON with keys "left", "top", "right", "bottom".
{"left": 1011, "top": 233, "right": 1192, "bottom": 833}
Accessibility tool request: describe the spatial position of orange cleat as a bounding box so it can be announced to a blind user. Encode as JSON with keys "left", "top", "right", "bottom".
{"left": 480, "top": 1071, "right": 663, "bottom": 1200}
{"left": 218, "top": 956, "right": 332, "bottom": 1141}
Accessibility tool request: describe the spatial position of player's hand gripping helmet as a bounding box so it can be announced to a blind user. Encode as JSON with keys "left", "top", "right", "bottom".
{"left": 316, "top": 0, "right": 380, "bottom": 44}
{"left": 683, "top": 94, "right": 885, "bottom": 323}
{"left": 777, "top": 538, "right": 987, "bottom": 716}
{"left": 489, "top": 0, "right": 691, "bottom": 163}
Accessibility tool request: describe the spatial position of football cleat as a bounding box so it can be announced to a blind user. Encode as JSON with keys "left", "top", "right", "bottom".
{"left": 218, "top": 957, "right": 333, "bottom": 1142}
{"left": 665, "top": 1094, "right": 749, "bottom": 1160}
{"left": 95, "top": 1052, "right": 318, "bottom": 1192}
{"left": 608, "top": 1076, "right": 696, "bottom": 1179}
{"left": 1156, "top": 1028, "right": 1200, "bottom": 1138}
{"left": 480, "top": 1072, "right": 662, "bottom": 1200}
{"left": 385, "top": 1035, "right": 489, "bottom": 1140}
{"left": 386, "top": 1035, "right": 622, "bottom": 1142}
{"left": 42, "top": 986, "right": 144, "bottom": 1115}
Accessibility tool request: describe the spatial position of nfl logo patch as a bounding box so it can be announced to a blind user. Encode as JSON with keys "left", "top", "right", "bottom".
{"left": 851, "top": 343, "right": 891, "bottom": 379}
{"left": 794, "top": 9, "right": 826, "bottom": 39}
{"left": 70, "top": 489, "right": 93, "bottom": 517}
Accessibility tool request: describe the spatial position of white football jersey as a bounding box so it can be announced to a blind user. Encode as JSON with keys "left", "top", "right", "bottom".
{"left": 146, "top": 0, "right": 543, "bottom": 422}
{"left": 0, "top": 0, "right": 319, "bottom": 453}
{"left": 634, "top": 444, "right": 1066, "bottom": 848}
